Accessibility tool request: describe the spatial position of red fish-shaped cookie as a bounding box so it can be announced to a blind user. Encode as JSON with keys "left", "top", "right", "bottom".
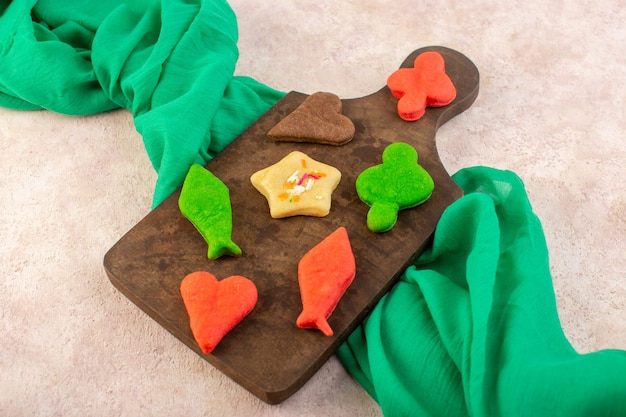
{"left": 296, "top": 227, "right": 356, "bottom": 336}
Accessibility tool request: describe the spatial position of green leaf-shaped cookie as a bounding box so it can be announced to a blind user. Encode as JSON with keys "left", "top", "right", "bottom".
{"left": 356, "top": 142, "right": 434, "bottom": 233}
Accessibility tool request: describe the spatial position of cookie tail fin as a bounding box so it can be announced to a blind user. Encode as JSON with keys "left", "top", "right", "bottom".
{"left": 207, "top": 237, "right": 242, "bottom": 260}
{"left": 296, "top": 309, "right": 334, "bottom": 337}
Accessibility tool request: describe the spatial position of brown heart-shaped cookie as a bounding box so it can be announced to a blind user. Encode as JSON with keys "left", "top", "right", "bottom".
{"left": 267, "top": 92, "right": 355, "bottom": 145}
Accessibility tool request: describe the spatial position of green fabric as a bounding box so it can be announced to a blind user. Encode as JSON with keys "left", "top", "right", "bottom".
{"left": 337, "top": 166, "right": 626, "bottom": 417}
{"left": 0, "top": 0, "right": 285, "bottom": 207}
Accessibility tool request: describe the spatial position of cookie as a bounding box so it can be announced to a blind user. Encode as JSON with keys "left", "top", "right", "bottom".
{"left": 179, "top": 164, "right": 242, "bottom": 259}
{"left": 180, "top": 271, "right": 257, "bottom": 354}
{"left": 356, "top": 142, "right": 434, "bottom": 232}
{"left": 267, "top": 92, "right": 355, "bottom": 145}
{"left": 296, "top": 227, "right": 356, "bottom": 336}
{"left": 250, "top": 151, "right": 341, "bottom": 218}
{"left": 387, "top": 51, "right": 456, "bottom": 121}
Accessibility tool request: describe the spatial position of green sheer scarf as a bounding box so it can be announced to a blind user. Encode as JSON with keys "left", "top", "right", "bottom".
{"left": 337, "top": 166, "right": 626, "bottom": 417}
{"left": 0, "top": 0, "right": 285, "bottom": 207}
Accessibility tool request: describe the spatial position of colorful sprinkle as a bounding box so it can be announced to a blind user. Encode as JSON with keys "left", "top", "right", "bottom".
{"left": 281, "top": 170, "right": 327, "bottom": 202}
{"left": 297, "top": 172, "right": 323, "bottom": 186}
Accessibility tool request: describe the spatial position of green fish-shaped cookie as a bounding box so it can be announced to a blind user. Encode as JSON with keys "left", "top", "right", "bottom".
{"left": 179, "top": 164, "right": 242, "bottom": 259}
{"left": 356, "top": 142, "right": 434, "bottom": 233}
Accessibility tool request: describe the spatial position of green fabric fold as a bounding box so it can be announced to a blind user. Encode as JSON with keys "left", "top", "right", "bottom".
{"left": 0, "top": 0, "right": 285, "bottom": 207}
{"left": 337, "top": 166, "right": 626, "bottom": 417}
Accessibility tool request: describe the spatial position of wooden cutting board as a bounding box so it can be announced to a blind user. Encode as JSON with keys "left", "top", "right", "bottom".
{"left": 103, "top": 46, "right": 479, "bottom": 404}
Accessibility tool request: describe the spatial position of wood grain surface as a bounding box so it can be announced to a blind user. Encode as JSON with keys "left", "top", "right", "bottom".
{"left": 103, "top": 46, "right": 479, "bottom": 404}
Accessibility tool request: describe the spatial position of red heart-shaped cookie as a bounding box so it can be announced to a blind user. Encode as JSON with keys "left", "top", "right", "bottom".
{"left": 180, "top": 271, "right": 258, "bottom": 354}
{"left": 267, "top": 92, "right": 355, "bottom": 145}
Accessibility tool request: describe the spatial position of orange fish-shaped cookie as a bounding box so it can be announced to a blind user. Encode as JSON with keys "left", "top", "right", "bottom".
{"left": 296, "top": 227, "right": 356, "bottom": 336}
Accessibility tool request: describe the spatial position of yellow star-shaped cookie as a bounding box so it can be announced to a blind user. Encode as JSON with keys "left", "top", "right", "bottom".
{"left": 250, "top": 151, "right": 341, "bottom": 218}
